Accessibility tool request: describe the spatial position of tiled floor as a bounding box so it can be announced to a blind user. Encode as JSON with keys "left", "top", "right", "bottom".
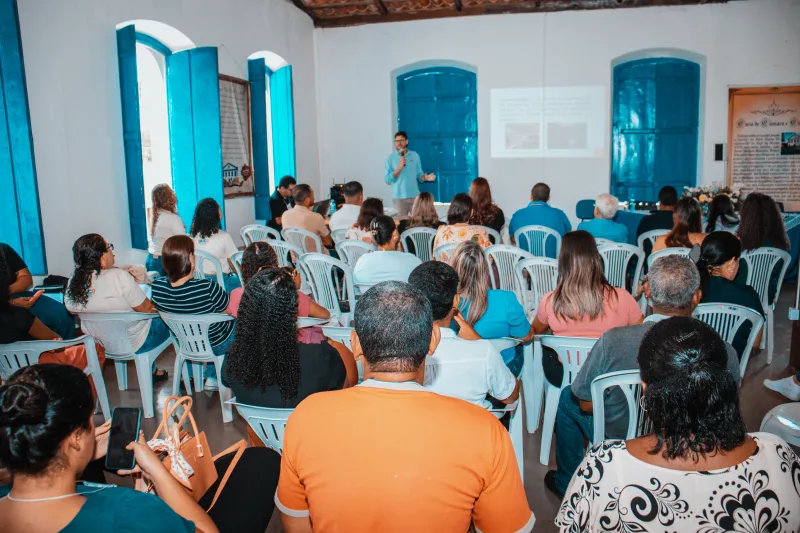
{"left": 97, "top": 286, "right": 799, "bottom": 532}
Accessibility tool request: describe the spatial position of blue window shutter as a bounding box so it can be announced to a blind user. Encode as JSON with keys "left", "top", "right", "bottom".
{"left": 248, "top": 58, "right": 270, "bottom": 220}
{"left": 116, "top": 24, "right": 147, "bottom": 250}
{"left": 270, "top": 66, "right": 296, "bottom": 181}
{"left": 0, "top": 0, "right": 46, "bottom": 273}
{"left": 167, "top": 47, "right": 224, "bottom": 229}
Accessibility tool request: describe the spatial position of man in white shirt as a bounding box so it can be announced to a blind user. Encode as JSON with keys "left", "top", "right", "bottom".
{"left": 329, "top": 181, "right": 363, "bottom": 233}
{"left": 408, "top": 261, "right": 520, "bottom": 408}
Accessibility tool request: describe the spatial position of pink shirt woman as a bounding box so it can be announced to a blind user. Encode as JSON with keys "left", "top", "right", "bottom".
{"left": 227, "top": 287, "right": 326, "bottom": 344}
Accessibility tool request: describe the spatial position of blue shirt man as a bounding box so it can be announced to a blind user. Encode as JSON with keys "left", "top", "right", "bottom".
{"left": 384, "top": 131, "right": 433, "bottom": 217}
{"left": 576, "top": 193, "right": 628, "bottom": 243}
{"left": 509, "top": 183, "right": 571, "bottom": 257}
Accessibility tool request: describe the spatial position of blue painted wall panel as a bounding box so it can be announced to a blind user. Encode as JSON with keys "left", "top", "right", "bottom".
{"left": 270, "top": 66, "right": 296, "bottom": 182}
{"left": 248, "top": 58, "right": 270, "bottom": 220}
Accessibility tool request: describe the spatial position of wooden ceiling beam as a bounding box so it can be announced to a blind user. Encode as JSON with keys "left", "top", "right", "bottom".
{"left": 455, "top": 0, "right": 463, "bottom": 11}
{"left": 373, "top": 0, "right": 388, "bottom": 15}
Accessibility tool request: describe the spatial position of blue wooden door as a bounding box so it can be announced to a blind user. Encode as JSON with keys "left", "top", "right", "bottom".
{"left": 611, "top": 58, "right": 699, "bottom": 202}
{"left": 397, "top": 67, "right": 477, "bottom": 201}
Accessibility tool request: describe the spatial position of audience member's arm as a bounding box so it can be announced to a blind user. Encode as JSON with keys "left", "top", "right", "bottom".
{"left": 328, "top": 340, "right": 358, "bottom": 387}
{"left": 132, "top": 298, "right": 157, "bottom": 313}
{"left": 502, "top": 380, "right": 521, "bottom": 404}
{"left": 282, "top": 517, "right": 313, "bottom": 533}
{"left": 10, "top": 267, "right": 34, "bottom": 294}
{"left": 321, "top": 234, "right": 334, "bottom": 248}
{"left": 530, "top": 316, "right": 549, "bottom": 336}
{"left": 28, "top": 317, "right": 60, "bottom": 341}
{"left": 277, "top": 419, "right": 314, "bottom": 532}
{"left": 453, "top": 310, "right": 482, "bottom": 340}
{"left": 308, "top": 301, "right": 331, "bottom": 320}
{"left": 485, "top": 343, "right": 520, "bottom": 404}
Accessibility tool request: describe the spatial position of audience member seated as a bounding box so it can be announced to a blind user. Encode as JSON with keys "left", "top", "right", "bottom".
{"left": 281, "top": 184, "right": 334, "bottom": 254}
{"left": 509, "top": 182, "right": 571, "bottom": 255}
{"left": 545, "top": 255, "right": 741, "bottom": 498}
{"left": 433, "top": 193, "right": 491, "bottom": 257}
{"left": 150, "top": 235, "right": 235, "bottom": 391}
{"left": 146, "top": 184, "right": 185, "bottom": 277}
{"left": 554, "top": 317, "right": 798, "bottom": 531}
{"left": 329, "top": 180, "right": 363, "bottom": 232}
{"left": 267, "top": 175, "right": 296, "bottom": 231}
{"left": 275, "top": 281, "right": 534, "bottom": 532}
{"left": 696, "top": 231, "right": 764, "bottom": 358}
{"left": 651, "top": 197, "right": 706, "bottom": 252}
{"left": 64, "top": 234, "right": 169, "bottom": 382}
{"left": 451, "top": 241, "right": 533, "bottom": 376}
{"left": 532, "top": 231, "right": 643, "bottom": 387}
{"left": 345, "top": 197, "right": 384, "bottom": 244}
{"left": 226, "top": 241, "right": 330, "bottom": 344}
{"left": 705, "top": 193, "right": 739, "bottom": 233}
{"left": 468, "top": 177, "right": 505, "bottom": 238}
{"left": 353, "top": 215, "right": 421, "bottom": 287}
{"left": 189, "top": 198, "right": 240, "bottom": 293}
{"left": 737, "top": 191, "right": 790, "bottom": 252}
{"left": 0, "top": 364, "right": 281, "bottom": 533}
{"left": 635, "top": 185, "right": 678, "bottom": 241}
{"left": 396, "top": 192, "right": 444, "bottom": 255}
{"left": 576, "top": 193, "right": 628, "bottom": 243}
{"left": 409, "top": 261, "right": 519, "bottom": 408}
{"left": 0, "top": 242, "right": 74, "bottom": 340}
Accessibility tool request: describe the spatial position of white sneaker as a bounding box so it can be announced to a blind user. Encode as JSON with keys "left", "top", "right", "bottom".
{"left": 763, "top": 376, "right": 800, "bottom": 401}
{"left": 204, "top": 377, "right": 219, "bottom": 391}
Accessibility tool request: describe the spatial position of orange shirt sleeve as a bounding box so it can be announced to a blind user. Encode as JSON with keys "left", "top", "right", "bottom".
{"left": 274, "top": 415, "right": 310, "bottom": 518}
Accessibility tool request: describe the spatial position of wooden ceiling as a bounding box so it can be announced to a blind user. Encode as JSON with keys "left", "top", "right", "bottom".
{"left": 290, "top": 0, "right": 727, "bottom": 27}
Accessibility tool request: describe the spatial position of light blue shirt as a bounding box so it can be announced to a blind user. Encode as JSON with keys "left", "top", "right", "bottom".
{"left": 509, "top": 201, "right": 572, "bottom": 257}
{"left": 459, "top": 290, "right": 530, "bottom": 364}
{"left": 384, "top": 150, "right": 423, "bottom": 200}
{"left": 353, "top": 250, "right": 422, "bottom": 286}
{"left": 577, "top": 218, "right": 629, "bottom": 243}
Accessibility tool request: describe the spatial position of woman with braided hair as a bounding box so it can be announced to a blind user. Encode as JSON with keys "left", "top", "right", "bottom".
{"left": 352, "top": 215, "right": 421, "bottom": 287}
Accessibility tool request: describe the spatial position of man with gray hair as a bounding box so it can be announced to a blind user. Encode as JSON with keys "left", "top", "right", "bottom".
{"left": 577, "top": 193, "right": 629, "bottom": 243}
{"left": 545, "top": 255, "right": 741, "bottom": 499}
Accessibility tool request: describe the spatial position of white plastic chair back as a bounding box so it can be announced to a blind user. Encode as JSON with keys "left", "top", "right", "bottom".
{"left": 741, "top": 247, "right": 791, "bottom": 308}
{"left": 299, "top": 254, "right": 356, "bottom": 325}
{"left": 479, "top": 226, "right": 502, "bottom": 245}
{"left": 595, "top": 238, "right": 613, "bottom": 248}
{"left": 282, "top": 227, "right": 323, "bottom": 254}
{"left": 228, "top": 401, "right": 292, "bottom": 454}
{"left": 486, "top": 245, "right": 533, "bottom": 301}
{"left": 321, "top": 326, "right": 363, "bottom": 382}
{"left": 513, "top": 225, "right": 561, "bottom": 257}
{"left": 489, "top": 400, "right": 524, "bottom": 481}
{"left": 400, "top": 227, "right": 437, "bottom": 262}
{"left": 487, "top": 337, "right": 522, "bottom": 353}
{"left": 590, "top": 369, "right": 646, "bottom": 446}
{"left": 194, "top": 250, "right": 225, "bottom": 288}
{"left": 646, "top": 247, "right": 691, "bottom": 269}
{"left": 331, "top": 228, "right": 348, "bottom": 245}
{"left": 230, "top": 251, "right": 244, "bottom": 283}
{"left": 433, "top": 242, "right": 459, "bottom": 263}
{"left": 336, "top": 240, "right": 376, "bottom": 268}
{"left": 267, "top": 239, "right": 302, "bottom": 268}
{"left": 637, "top": 229, "right": 669, "bottom": 251}
{"left": 515, "top": 257, "right": 558, "bottom": 318}
{"left": 241, "top": 224, "right": 280, "bottom": 246}
{"left": 599, "top": 243, "right": 644, "bottom": 292}
{"left": 761, "top": 403, "right": 800, "bottom": 447}
{"left": 692, "top": 303, "right": 765, "bottom": 379}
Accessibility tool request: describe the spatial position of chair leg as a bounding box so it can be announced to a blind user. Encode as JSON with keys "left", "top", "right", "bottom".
{"left": 216, "top": 358, "right": 233, "bottom": 423}
{"left": 760, "top": 309, "right": 769, "bottom": 350}
{"left": 192, "top": 363, "right": 204, "bottom": 392}
{"left": 539, "top": 385, "right": 561, "bottom": 466}
{"left": 522, "top": 343, "right": 544, "bottom": 433}
{"left": 93, "top": 368, "right": 111, "bottom": 421}
{"left": 509, "top": 407, "right": 524, "bottom": 483}
{"left": 115, "top": 361, "right": 128, "bottom": 390}
{"left": 135, "top": 356, "right": 155, "bottom": 419}
{"left": 181, "top": 363, "right": 192, "bottom": 394}
{"left": 767, "top": 307, "right": 774, "bottom": 364}
{"left": 172, "top": 354, "right": 185, "bottom": 397}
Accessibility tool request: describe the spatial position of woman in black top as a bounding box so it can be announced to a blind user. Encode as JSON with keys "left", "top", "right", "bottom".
{"left": 221, "top": 269, "right": 352, "bottom": 409}
{"left": 696, "top": 231, "right": 764, "bottom": 359}
{"left": 468, "top": 177, "right": 505, "bottom": 239}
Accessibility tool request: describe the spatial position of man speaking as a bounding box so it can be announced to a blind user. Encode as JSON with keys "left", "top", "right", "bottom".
{"left": 384, "top": 131, "right": 435, "bottom": 217}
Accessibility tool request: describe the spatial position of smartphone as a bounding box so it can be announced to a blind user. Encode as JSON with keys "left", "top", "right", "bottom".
{"left": 105, "top": 407, "right": 142, "bottom": 471}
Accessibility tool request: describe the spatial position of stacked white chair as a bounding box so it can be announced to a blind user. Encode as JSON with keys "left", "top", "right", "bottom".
{"left": 300, "top": 254, "right": 357, "bottom": 326}
{"left": 479, "top": 226, "right": 502, "bottom": 245}
{"left": 230, "top": 251, "right": 244, "bottom": 283}
{"left": 336, "top": 240, "right": 376, "bottom": 268}
{"left": 0, "top": 335, "right": 111, "bottom": 420}
{"left": 692, "top": 303, "right": 764, "bottom": 378}
{"left": 79, "top": 312, "right": 174, "bottom": 419}
{"left": 194, "top": 250, "right": 225, "bottom": 289}
{"left": 400, "top": 227, "right": 437, "bottom": 262}
{"left": 227, "top": 401, "right": 293, "bottom": 454}
{"left": 590, "top": 369, "right": 646, "bottom": 446}
{"left": 433, "top": 242, "right": 459, "bottom": 263}
{"left": 331, "top": 228, "right": 348, "bottom": 245}
{"left": 240, "top": 224, "right": 280, "bottom": 246}
{"left": 741, "top": 247, "right": 791, "bottom": 364}
{"left": 646, "top": 247, "right": 691, "bottom": 269}
{"left": 599, "top": 243, "right": 644, "bottom": 293}
{"left": 485, "top": 245, "right": 533, "bottom": 303}
{"left": 513, "top": 225, "right": 561, "bottom": 257}
{"left": 637, "top": 229, "right": 670, "bottom": 251}
{"left": 282, "top": 227, "right": 324, "bottom": 254}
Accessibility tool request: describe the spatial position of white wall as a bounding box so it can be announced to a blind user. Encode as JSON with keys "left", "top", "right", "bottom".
{"left": 314, "top": 0, "right": 800, "bottom": 227}
{"left": 17, "top": 0, "right": 319, "bottom": 274}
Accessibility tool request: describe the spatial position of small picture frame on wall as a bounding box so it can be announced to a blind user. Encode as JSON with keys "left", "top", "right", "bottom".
{"left": 219, "top": 74, "right": 254, "bottom": 198}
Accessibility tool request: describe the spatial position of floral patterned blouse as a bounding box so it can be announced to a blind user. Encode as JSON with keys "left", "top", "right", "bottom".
{"left": 556, "top": 433, "right": 800, "bottom": 533}
{"left": 432, "top": 224, "right": 492, "bottom": 260}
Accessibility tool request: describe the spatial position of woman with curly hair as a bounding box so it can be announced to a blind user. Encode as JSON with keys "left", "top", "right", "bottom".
{"left": 64, "top": 234, "right": 169, "bottom": 381}
{"left": 556, "top": 317, "right": 800, "bottom": 532}
{"left": 190, "top": 198, "right": 240, "bottom": 292}
{"left": 737, "top": 192, "right": 789, "bottom": 251}
{"left": 346, "top": 197, "right": 384, "bottom": 244}
{"left": 147, "top": 184, "right": 184, "bottom": 276}
{"left": 651, "top": 196, "right": 706, "bottom": 252}
{"left": 468, "top": 177, "right": 505, "bottom": 238}
{"left": 221, "top": 269, "right": 356, "bottom": 413}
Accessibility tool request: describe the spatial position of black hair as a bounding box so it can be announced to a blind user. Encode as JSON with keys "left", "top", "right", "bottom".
{"left": 66, "top": 234, "right": 107, "bottom": 308}
{"left": 369, "top": 215, "right": 396, "bottom": 247}
{"left": 408, "top": 262, "right": 459, "bottom": 322}
{"left": 343, "top": 181, "right": 363, "bottom": 198}
{"left": 0, "top": 364, "right": 94, "bottom": 475}
{"left": 355, "top": 198, "right": 384, "bottom": 230}
{"left": 638, "top": 316, "right": 746, "bottom": 461}
{"left": 354, "top": 281, "right": 432, "bottom": 372}
{"left": 394, "top": 131, "right": 408, "bottom": 141}
{"left": 241, "top": 241, "right": 279, "bottom": 285}
{"left": 737, "top": 192, "right": 789, "bottom": 251}
{"left": 658, "top": 186, "right": 678, "bottom": 207}
{"left": 278, "top": 176, "right": 296, "bottom": 190}
{"left": 190, "top": 198, "right": 222, "bottom": 239}
{"left": 447, "top": 193, "right": 473, "bottom": 224}
{"left": 531, "top": 183, "right": 551, "bottom": 202}
{"left": 696, "top": 231, "right": 741, "bottom": 291}
{"left": 223, "top": 269, "right": 301, "bottom": 405}
{"left": 0, "top": 247, "right": 12, "bottom": 310}
{"left": 705, "top": 194, "right": 738, "bottom": 233}
{"left": 292, "top": 184, "right": 313, "bottom": 205}
{"left": 665, "top": 197, "right": 702, "bottom": 248}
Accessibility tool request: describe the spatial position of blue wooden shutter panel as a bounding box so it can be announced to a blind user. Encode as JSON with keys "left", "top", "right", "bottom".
{"left": 248, "top": 58, "right": 270, "bottom": 220}
{"left": 270, "top": 65, "right": 297, "bottom": 182}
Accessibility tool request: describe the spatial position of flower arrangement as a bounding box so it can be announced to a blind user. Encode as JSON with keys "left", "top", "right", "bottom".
{"left": 683, "top": 183, "right": 745, "bottom": 208}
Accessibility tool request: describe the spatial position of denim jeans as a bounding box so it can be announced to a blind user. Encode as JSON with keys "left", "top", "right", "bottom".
{"left": 206, "top": 274, "right": 241, "bottom": 294}
{"left": 145, "top": 254, "right": 166, "bottom": 278}
{"left": 554, "top": 386, "right": 595, "bottom": 494}
{"left": 186, "top": 326, "right": 236, "bottom": 380}
{"left": 16, "top": 291, "right": 76, "bottom": 340}
{"left": 505, "top": 345, "right": 525, "bottom": 378}
{"left": 136, "top": 317, "right": 171, "bottom": 354}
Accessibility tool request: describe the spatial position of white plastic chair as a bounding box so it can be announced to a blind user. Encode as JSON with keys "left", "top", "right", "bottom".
{"left": 0, "top": 335, "right": 111, "bottom": 420}
{"left": 479, "top": 226, "right": 502, "bottom": 245}
{"left": 160, "top": 312, "right": 236, "bottom": 423}
{"left": 321, "top": 326, "right": 363, "bottom": 382}
{"left": 230, "top": 251, "right": 244, "bottom": 283}
{"left": 513, "top": 225, "right": 562, "bottom": 257}
{"left": 194, "top": 250, "right": 225, "bottom": 289}
{"left": 692, "top": 303, "right": 765, "bottom": 378}
{"left": 515, "top": 257, "right": 558, "bottom": 319}
{"left": 761, "top": 403, "right": 800, "bottom": 447}
{"left": 539, "top": 335, "right": 597, "bottom": 465}
{"left": 487, "top": 337, "right": 522, "bottom": 353}
{"left": 227, "top": 401, "right": 293, "bottom": 454}
{"left": 521, "top": 341, "right": 542, "bottom": 433}
{"left": 741, "top": 247, "right": 791, "bottom": 364}
{"left": 646, "top": 247, "right": 691, "bottom": 269}
{"left": 79, "top": 312, "right": 173, "bottom": 419}
{"left": 599, "top": 243, "right": 644, "bottom": 294}
{"left": 240, "top": 224, "right": 280, "bottom": 246}
{"left": 433, "top": 242, "right": 459, "bottom": 263}
{"left": 268, "top": 239, "right": 311, "bottom": 294}
{"left": 282, "top": 227, "right": 324, "bottom": 254}
{"left": 300, "top": 254, "right": 356, "bottom": 326}
{"left": 331, "top": 228, "right": 348, "bottom": 245}
{"left": 486, "top": 245, "right": 533, "bottom": 303}
{"left": 595, "top": 238, "right": 613, "bottom": 248}
{"left": 400, "top": 227, "right": 438, "bottom": 262}
{"left": 336, "top": 240, "right": 376, "bottom": 268}
{"left": 637, "top": 229, "right": 670, "bottom": 251}
{"left": 489, "top": 400, "right": 524, "bottom": 481}
{"left": 590, "top": 369, "right": 646, "bottom": 446}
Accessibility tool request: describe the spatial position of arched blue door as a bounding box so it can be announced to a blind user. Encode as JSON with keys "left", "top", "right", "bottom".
{"left": 611, "top": 58, "right": 700, "bottom": 202}
{"left": 397, "top": 67, "right": 477, "bottom": 201}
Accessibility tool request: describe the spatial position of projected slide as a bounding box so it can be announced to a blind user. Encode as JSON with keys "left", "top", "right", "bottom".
{"left": 491, "top": 87, "right": 605, "bottom": 158}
